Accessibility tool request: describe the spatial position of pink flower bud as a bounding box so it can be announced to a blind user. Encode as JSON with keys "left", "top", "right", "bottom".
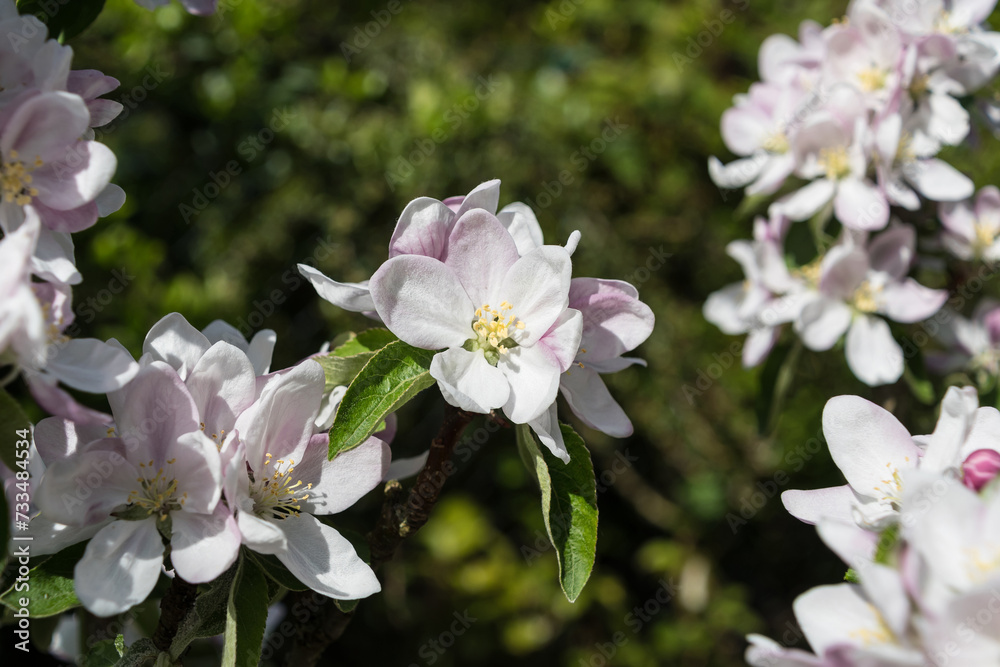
{"left": 962, "top": 449, "right": 1000, "bottom": 492}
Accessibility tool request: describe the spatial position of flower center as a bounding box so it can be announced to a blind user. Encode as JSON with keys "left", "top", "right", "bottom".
{"left": 818, "top": 146, "right": 851, "bottom": 180}
{"left": 793, "top": 256, "right": 823, "bottom": 287}
{"left": 852, "top": 280, "right": 881, "bottom": 313}
{"left": 250, "top": 453, "right": 311, "bottom": 520}
{"left": 1, "top": 150, "right": 41, "bottom": 206}
{"left": 974, "top": 221, "right": 997, "bottom": 252}
{"left": 126, "top": 459, "right": 186, "bottom": 521}
{"left": 848, "top": 605, "right": 895, "bottom": 646}
{"left": 466, "top": 301, "right": 524, "bottom": 366}
{"left": 761, "top": 131, "right": 788, "bottom": 154}
{"left": 966, "top": 546, "right": 1000, "bottom": 584}
{"left": 857, "top": 66, "right": 888, "bottom": 92}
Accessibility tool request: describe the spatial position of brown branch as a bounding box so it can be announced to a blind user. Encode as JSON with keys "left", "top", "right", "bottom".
{"left": 152, "top": 575, "right": 198, "bottom": 654}
{"left": 281, "top": 404, "right": 477, "bottom": 667}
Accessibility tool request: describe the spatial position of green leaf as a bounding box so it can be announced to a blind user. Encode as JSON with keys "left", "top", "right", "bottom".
{"left": 246, "top": 552, "right": 309, "bottom": 592}
{"left": 328, "top": 340, "right": 436, "bottom": 459}
{"left": 316, "top": 328, "right": 400, "bottom": 391}
{"left": 517, "top": 423, "right": 598, "bottom": 602}
{"left": 168, "top": 561, "right": 239, "bottom": 658}
{"left": 222, "top": 554, "right": 270, "bottom": 667}
{"left": 0, "top": 386, "right": 31, "bottom": 475}
{"left": 115, "top": 638, "right": 159, "bottom": 667}
{"left": 0, "top": 541, "right": 85, "bottom": 617}
{"left": 80, "top": 638, "right": 122, "bottom": 667}
{"left": 16, "top": 0, "right": 107, "bottom": 41}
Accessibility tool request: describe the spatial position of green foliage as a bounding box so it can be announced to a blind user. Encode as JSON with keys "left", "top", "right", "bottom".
{"left": 315, "top": 328, "right": 399, "bottom": 391}
{"left": 328, "top": 340, "right": 436, "bottom": 458}
{"left": 222, "top": 553, "right": 270, "bottom": 667}
{"left": 0, "top": 542, "right": 84, "bottom": 617}
{"left": 80, "top": 637, "right": 123, "bottom": 666}
{"left": 17, "top": 0, "right": 106, "bottom": 41}
{"left": 0, "top": 387, "right": 31, "bottom": 474}
{"left": 517, "top": 423, "right": 598, "bottom": 603}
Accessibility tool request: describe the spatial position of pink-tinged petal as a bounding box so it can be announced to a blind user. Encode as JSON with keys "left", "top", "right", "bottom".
{"left": 793, "top": 584, "right": 891, "bottom": 657}
{"left": 704, "top": 283, "right": 749, "bottom": 335}
{"left": 499, "top": 246, "right": 573, "bottom": 346}
{"left": 939, "top": 196, "right": 976, "bottom": 240}
{"left": 46, "top": 338, "right": 139, "bottom": 393}
{"left": 823, "top": 394, "right": 920, "bottom": 497}
{"left": 721, "top": 105, "right": 771, "bottom": 155}
{"left": 297, "top": 434, "right": 389, "bottom": 515}
{"left": 816, "top": 519, "right": 878, "bottom": 569}
{"left": 67, "top": 68, "right": 120, "bottom": 100}
{"left": 868, "top": 225, "right": 915, "bottom": 280}
{"left": 186, "top": 341, "right": 257, "bottom": 437}
{"left": 453, "top": 179, "right": 500, "bottom": 219}
{"left": 234, "top": 360, "right": 325, "bottom": 468}
{"left": 430, "top": 347, "right": 509, "bottom": 414}
{"left": 297, "top": 264, "right": 375, "bottom": 314}
{"left": 528, "top": 402, "right": 569, "bottom": 463}
{"left": 142, "top": 313, "right": 211, "bottom": 380}
{"left": 496, "top": 202, "right": 543, "bottom": 255}
{"left": 444, "top": 209, "right": 520, "bottom": 307}
{"left": 960, "top": 407, "right": 1000, "bottom": 462}
{"left": 369, "top": 255, "right": 473, "bottom": 350}
{"left": 31, "top": 228, "right": 80, "bottom": 285}
{"left": 33, "top": 141, "right": 117, "bottom": 211}
{"left": 179, "top": 0, "right": 218, "bottom": 15}
{"left": 879, "top": 279, "right": 946, "bottom": 323}
{"left": 569, "top": 278, "right": 654, "bottom": 363}
{"left": 535, "top": 308, "right": 583, "bottom": 372}
{"left": 274, "top": 513, "right": 381, "bottom": 599}
{"left": 168, "top": 431, "right": 223, "bottom": 514}
{"left": 745, "top": 153, "right": 795, "bottom": 196}
{"left": 499, "top": 344, "right": 563, "bottom": 424}
{"left": 388, "top": 197, "right": 455, "bottom": 259}
{"left": 845, "top": 315, "right": 904, "bottom": 386}
{"left": 95, "top": 184, "right": 125, "bottom": 217}
{"left": 795, "top": 297, "right": 852, "bottom": 351}
{"left": 975, "top": 185, "right": 1000, "bottom": 230}
{"left": 29, "top": 516, "right": 109, "bottom": 558}
{"left": 384, "top": 451, "right": 428, "bottom": 481}
{"left": 74, "top": 518, "right": 163, "bottom": 617}
{"left": 835, "top": 178, "right": 889, "bottom": 231}
{"left": 709, "top": 155, "right": 764, "bottom": 189}
{"left": 170, "top": 504, "right": 240, "bottom": 583}
{"left": 743, "top": 326, "right": 779, "bottom": 368}
{"left": 108, "top": 361, "right": 200, "bottom": 459}
{"left": 32, "top": 200, "right": 98, "bottom": 233}
{"left": 1, "top": 91, "right": 89, "bottom": 161}
{"left": 238, "top": 511, "right": 287, "bottom": 555}
{"left": 34, "top": 417, "right": 110, "bottom": 463}
{"left": 28, "top": 377, "right": 112, "bottom": 426}
{"left": 781, "top": 486, "right": 857, "bottom": 525}
{"left": 921, "top": 386, "right": 980, "bottom": 474}
{"left": 745, "top": 634, "right": 822, "bottom": 667}
{"left": 773, "top": 179, "right": 836, "bottom": 221}
{"left": 560, "top": 364, "right": 632, "bottom": 438}
{"left": 35, "top": 444, "right": 135, "bottom": 525}
{"left": 905, "top": 158, "right": 974, "bottom": 201}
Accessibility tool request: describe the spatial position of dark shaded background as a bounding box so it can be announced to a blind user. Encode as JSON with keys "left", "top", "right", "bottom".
{"left": 7, "top": 0, "right": 999, "bottom": 664}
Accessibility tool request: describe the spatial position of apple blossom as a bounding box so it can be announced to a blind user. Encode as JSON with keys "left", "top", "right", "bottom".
{"left": 369, "top": 208, "right": 582, "bottom": 436}
{"left": 791, "top": 225, "right": 946, "bottom": 386}
{"left": 33, "top": 361, "right": 238, "bottom": 616}
{"left": 221, "top": 360, "right": 387, "bottom": 599}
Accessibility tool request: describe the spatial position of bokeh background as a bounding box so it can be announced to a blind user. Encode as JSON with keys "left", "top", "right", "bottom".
{"left": 7, "top": 0, "right": 998, "bottom": 664}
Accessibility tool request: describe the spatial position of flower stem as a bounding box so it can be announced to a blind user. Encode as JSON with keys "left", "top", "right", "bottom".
{"left": 151, "top": 575, "right": 198, "bottom": 656}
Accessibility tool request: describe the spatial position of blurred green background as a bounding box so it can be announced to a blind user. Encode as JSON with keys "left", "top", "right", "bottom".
{"left": 10, "top": 0, "right": 999, "bottom": 664}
